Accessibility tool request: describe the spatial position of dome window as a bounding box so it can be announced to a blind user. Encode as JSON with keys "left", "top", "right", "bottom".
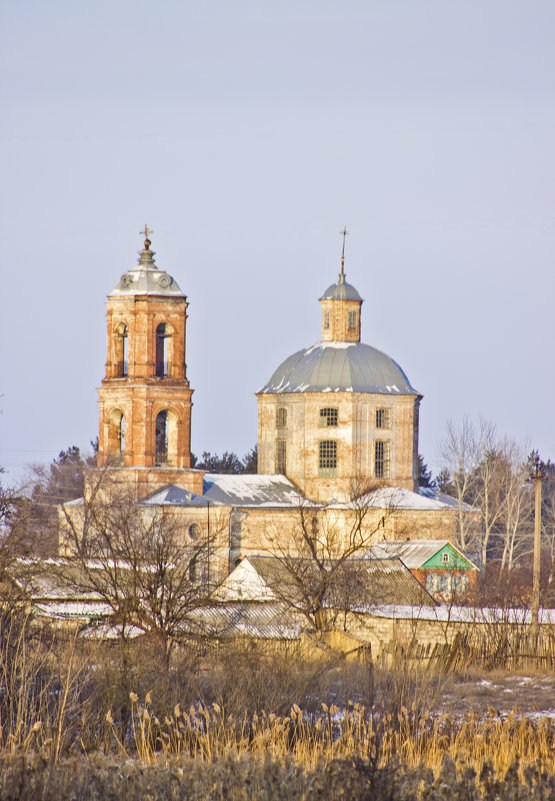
{"left": 348, "top": 311, "right": 357, "bottom": 330}
{"left": 323, "top": 310, "right": 330, "bottom": 330}
{"left": 375, "top": 408, "right": 392, "bottom": 429}
{"left": 319, "top": 440, "right": 337, "bottom": 476}
{"left": 319, "top": 408, "right": 338, "bottom": 427}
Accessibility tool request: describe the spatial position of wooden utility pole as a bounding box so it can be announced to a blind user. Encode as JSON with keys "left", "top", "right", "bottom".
{"left": 531, "top": 461, "right": 543, "bottom": 637}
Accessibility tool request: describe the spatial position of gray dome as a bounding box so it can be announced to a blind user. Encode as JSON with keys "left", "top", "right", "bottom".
{"left": 320, "top": 280, "right": 363, "bottom": 302}
{"left": 258, "top": 342, "right": 419, "bottom": 395}
{"left": 109, "top": 240, "right": 184, "bottom": 298}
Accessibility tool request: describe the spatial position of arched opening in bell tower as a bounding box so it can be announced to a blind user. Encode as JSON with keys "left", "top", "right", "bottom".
{"left": 107, "top": 408, "right": 125, "bottom": 464}
{"left": 114, "top": 322, "right": 129, "bottom": 377}
{"left": 155, "top": 408, "right": 179, "bottom": 466}
{"left": 155, "top": 323, "right": 171, "bottom": 377}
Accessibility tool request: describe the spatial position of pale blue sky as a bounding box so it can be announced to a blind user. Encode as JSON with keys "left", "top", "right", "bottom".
{"left": 1, "top": 0, "right": 554, "bottom": 482}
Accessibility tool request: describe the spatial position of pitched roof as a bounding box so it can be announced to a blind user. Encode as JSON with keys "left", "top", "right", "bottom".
{"left": 220, "top": 555, "right": 436, "bottom": 608}
{"left": 364, "top": 540, "right": 478, "bottom": 570}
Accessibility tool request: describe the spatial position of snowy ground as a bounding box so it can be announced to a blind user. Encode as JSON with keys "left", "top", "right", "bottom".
{"left": 437, "top": 672, "right": 555, "bottom": 718}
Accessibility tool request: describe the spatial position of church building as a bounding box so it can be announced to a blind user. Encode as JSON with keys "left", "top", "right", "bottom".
{"left": 257, "top": 239, "right": 421, "bottom": 502}
{"left": 67, "top": 229, "right": 460, "bottom": 580}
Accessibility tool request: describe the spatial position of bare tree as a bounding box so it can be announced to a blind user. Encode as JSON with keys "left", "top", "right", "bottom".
{"left": 499, "top": 444, "right": 533, "bottom": 571}
{"left": 260, "top": 482, "right": 397, "bottom": 631}
{"left": 59, "top": 483, "right": 219, "bottom": 670}
{"left": 439, "top": 417, "right": 482, "bottom": 553}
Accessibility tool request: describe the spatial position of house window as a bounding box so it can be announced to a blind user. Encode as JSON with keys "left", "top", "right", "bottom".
{"left": 427, "top": 573, "right": 452, "bottom": 594}
{"left": 348, "top": 310, "right": 357, "bottom": 330}
{"left": 375, "top": 408, "right": 391, "bottom": 429}
{"left": 442, "top": 552, "right": 450, "bottom": 564}
{"left": 374, "top": 440, "right": 390, "bottom": 479}
{"left": 276, "top": 439, "right": 287, "bottom": 474}
{"left": 324, "top": 310, "right": 330, "bottom": 330}
{"left": 319, "top": 407, "right": 338, "bottom": 427}
{"left": 319, "top": 440, "right": 337, "bottom": 476}
{"left": 454, "top": 574, "right": 469, "bottom": 593}
{"left": 276, "top": 407, "right": 287, "bottom": 428}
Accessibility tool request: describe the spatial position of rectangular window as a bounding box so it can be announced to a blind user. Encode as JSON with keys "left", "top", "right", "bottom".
{"left": 323, "top": 310, "right": 330, "bottom": 329}
{"left": 375, "top": 408, "right": 391, "bottom": 429}
{"left": 442, "top": 552, "right": 450, "bottom": 564}
{"left": 374, "top": 440, "right": 391, "bottom": 479}
{"left": 319, "top": 407, "right": 338, "bottom": 427}
{"left": 319, "top": 440, "right": 337, "bottom": 476}
{"left": 348, "top": 310, "right": 357, "bottom": 330}
{"left": 276, "top": 439, "right": 287, "bottom": 474}
{"left": 276, "top": 407, "right": 287, "bottom": 428}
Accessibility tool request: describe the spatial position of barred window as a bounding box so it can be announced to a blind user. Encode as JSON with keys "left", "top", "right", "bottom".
{"left": 375, "top": 408, "right": 391, "bottom": 429}
{"left": 276, "top": 439, "right": 287, "bottom": 474}
{"left": 348, "top": 310, "right": 357, "bottom": 330}
{"left": 374, "top": 440, "right": 391, "bottom": 479}
{"left": 319, "top": 407, "right": 338, "bottom": 427}
{"left": 324, "top": 310, "right": 330, "bottom": 329}
{"left": 319, "top": 440, "right": 337, "bottom": 476}
{"left": 276, "top": 407, "right": 288, "bottom": 428}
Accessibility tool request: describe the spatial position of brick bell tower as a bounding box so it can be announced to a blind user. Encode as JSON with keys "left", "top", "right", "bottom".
{"left": 96, "top": 227, "right": 204, "bottom": 497}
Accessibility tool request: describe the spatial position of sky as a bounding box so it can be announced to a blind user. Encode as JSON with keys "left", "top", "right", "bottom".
{"left": 1, "top": 0, "right": 554, "bottom": 485}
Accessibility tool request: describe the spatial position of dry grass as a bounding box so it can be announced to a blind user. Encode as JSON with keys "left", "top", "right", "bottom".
{"left": 106, "top": 691, "right": 555, "bottom": 779}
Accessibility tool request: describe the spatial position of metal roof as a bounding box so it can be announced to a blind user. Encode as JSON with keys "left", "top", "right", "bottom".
{"left": 141, "top": 484, "right": 213, "bottom": 507}
{"left": 364, "top": 540, "right": 478, "bottom": 570}
{"left": 192, "top": 602, "right": 302, "bottom": 640}
{"left": 141, "top": 481, "right": 454, "bottom": 512}
{"left": 223, "top": 555, "right": 436, "bottom": 608}
{"left": 258, "top": 341, "right": 419, "bottom": 395}
{"left": 203, "top": 474, "right": 310, "bottom": 508}
{"left": 109, "top": 241, "right": 184, "bottom": 298}
{"left": 320, "top": 279, "right": 363, "bottom": 302}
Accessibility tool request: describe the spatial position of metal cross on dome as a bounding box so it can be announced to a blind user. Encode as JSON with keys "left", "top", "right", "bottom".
{"left": 339, "top": 226, "right": 348, "bottom": 280}
{"left": 140, "top": 224, "right": 154, "bottom": 244}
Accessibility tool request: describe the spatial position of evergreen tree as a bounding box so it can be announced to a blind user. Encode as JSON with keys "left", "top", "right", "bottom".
{"left": 417, "top": 454, "right": 434, "bottom": 488}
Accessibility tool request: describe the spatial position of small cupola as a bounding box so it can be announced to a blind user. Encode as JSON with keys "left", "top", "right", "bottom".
{"left": 109, "top": 226, "right": 184, "bottom": 297}
{"left": 319, "top": 227, "right": 363, "bottom": 342}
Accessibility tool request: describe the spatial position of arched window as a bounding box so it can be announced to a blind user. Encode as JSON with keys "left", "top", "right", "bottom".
{"left": 155, "top": 410, "right": 168, "bottom": 464}
{"left": 119, "top": 414, "right": 125, "bottom": 454}
{"left": 115, "top": 322, "right": 129, "bottom": 377}
{"left": 122, "top": 326, "right": 128, "bottom": 376}
{"left": 156, "top": 323, "right": 170, "bottom": 377}
{"left": 155, "top": 408, "right": 179, "bottom": 466}
{"left": 108, "top": 409, "right": 125, "bottom": 464}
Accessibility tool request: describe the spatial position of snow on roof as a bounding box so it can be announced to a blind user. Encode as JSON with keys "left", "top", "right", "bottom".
{"left": 203, "top": 474, "right": 311, "bottom": 508}
{"left": 141, "top": 484, "right": 213, "bottom": 507}
{"left": 364, "top": 540, "right": 478, "bottom": 570}
{"left": 335, "top": 485, "right": 457, "bottom": 511}
{"left": 419, "top": 487, "right": 475, "bottom": 512}
{"left": 220, "top": 555, "right": 436, "bottom": 608}
{"left": 142, "top": 480, "right": 456, "bottom": 512}
{"left": 356, "top": 604, "right": 555, "bottom": 625}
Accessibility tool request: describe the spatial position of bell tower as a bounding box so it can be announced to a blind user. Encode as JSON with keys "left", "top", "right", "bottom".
{"left": 96, "top": 228, "right": 203, "bottom": 496}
